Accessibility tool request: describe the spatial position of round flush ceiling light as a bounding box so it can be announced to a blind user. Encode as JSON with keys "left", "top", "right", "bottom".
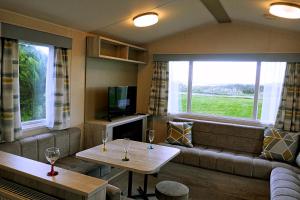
{"left": 133, "top": 12, "right": 159, "bottom": 27}
{"left": 269, "top": 2, "right": 300, "bottom": 19}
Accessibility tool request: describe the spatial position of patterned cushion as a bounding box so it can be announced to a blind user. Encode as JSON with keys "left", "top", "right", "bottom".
{"left": 166, "top": 121, "right": 193, "bottom": 148}
{"left": 260, "top": 128, "right": 299, "bottom": 163}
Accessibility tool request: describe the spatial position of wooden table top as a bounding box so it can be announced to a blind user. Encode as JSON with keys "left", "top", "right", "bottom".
{"left": 76, "top": 139, "right": 180, "bottom": 174}
{"left": 0, "top": 151, "right": 107, "bottom": 197}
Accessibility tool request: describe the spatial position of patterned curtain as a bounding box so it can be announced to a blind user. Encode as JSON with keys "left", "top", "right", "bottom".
{"left": 51, "top": 47, "right": 70, "bottom": 130}
{"left": 0, "top": 38, "right": 22, "bottom": 142}
{"left": 148, "top": 61, "right": 169, "bottom": 116}
{"left": 275, "top": 62, "right": 300, "bottom": 132}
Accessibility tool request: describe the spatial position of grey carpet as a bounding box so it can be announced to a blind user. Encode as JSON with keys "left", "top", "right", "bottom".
{"left": 109, "top": 162, "right": 269, "bottom": 200}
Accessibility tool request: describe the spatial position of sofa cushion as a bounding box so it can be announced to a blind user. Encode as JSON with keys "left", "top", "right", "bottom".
{"left": 36, "top": 133, "right": 55, "bottom": 163}
{"left": 0, "top": 141, "right": 21, "bottom": 156}
{"left": 174, "top": 118, "right": 265, "bottom": 154}
{"left": 260, "top": 128, "right": 299, "bottom": 163}
{"left": 166, "top": 121, "right": 193, "bottom": 147}
{"left": 68, "top": 128, "right": 81, "bottom": 155}
{"left": 106, "top": 184, "right": 121, "bottom": 200}
{"left": 55, "top": 156, "right": 99, "bottom": 174}
{"left": 160, "top": 143, "right": 300, "bottom": 180}
{"left": 53, "top": 130, "right": 70, "bottom": 158}
{"left": 20, "top": 136, "right": 38, "bottom": 160}
{"left": 270, "top": 167, "right": 300, "bottom": 200}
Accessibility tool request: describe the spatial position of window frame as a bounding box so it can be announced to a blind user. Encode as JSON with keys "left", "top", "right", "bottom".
{"left": 169, "top": 60, "right": 282, "bottom": 125}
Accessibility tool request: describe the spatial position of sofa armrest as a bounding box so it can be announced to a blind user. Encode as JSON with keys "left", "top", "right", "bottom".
{"left": 106, "top": 184, "right": 121, "bottom": 200}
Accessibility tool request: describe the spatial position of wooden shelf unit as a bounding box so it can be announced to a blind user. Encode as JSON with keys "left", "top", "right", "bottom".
{"left": 85, "top": 115, "right": 148, "bottom": 149}
{"left": 87, "top": 36, "right": 147, "bottom": 64}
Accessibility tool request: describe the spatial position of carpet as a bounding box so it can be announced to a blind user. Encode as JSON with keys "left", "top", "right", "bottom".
{"left": 109, "top": 162, "right": 269, "bottom": 200}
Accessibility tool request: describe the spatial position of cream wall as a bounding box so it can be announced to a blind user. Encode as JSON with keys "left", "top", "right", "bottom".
{"left": 85, "top": 58, "right": 137, "bottom": 120}
{"left": 137, "top": 21, "right": 300, "bottom": 142}
{"left": 0, "top": 9, "right": 87, "bottom": 133}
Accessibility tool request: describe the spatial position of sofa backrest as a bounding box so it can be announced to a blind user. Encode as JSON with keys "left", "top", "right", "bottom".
{"left": 174, "top": 118, "right": 265, "bottom": 155}
{"left": 0, "top": 128, "right": 81, "bottom": 163}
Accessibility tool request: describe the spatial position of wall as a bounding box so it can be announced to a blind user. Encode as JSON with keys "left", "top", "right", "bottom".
{"left": 85, "top": 58, "right": 138, "bottom": 120}
{"left": 137, "top": 21, "right": 300, "bottom": 142}
{"left": 0, "top": 9, "right": 87, "bottom": 137}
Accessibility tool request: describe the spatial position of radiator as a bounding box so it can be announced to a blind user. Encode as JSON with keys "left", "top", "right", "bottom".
{"left": 0, "top": 178, "right": 59, "bottom": 200}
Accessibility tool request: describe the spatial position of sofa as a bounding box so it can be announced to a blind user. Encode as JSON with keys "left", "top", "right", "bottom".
{"left": 0, "top": 127, "right": 121, "bottom": 200}
{"left": 161, "top": 118, "right": 300, "bottom": 199}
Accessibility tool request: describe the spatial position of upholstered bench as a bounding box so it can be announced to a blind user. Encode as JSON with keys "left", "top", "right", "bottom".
{"left": 161, "top": 118, "right": 300, "bottom": 180}
{"left": 0, "top": 128, "right": 121, "bottom": 200}
{"left": 270, "top": 167, "right": 300, "bottom": 200}
{"left": 0, "top": 128, "right": 104, "bottom": 176}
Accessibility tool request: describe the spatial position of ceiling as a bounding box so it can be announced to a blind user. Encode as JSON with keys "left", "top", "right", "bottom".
{"left": 0, "top": 0, "right": 300, "bottom": 44}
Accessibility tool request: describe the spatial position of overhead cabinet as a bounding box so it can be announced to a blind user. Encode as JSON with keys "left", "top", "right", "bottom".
{"left": 87, "top": 36, "right": 147, "bottom": 64}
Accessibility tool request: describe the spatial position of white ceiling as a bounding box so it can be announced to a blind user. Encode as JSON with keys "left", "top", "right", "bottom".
{"left": 0, "top": 0, "right": 299, "bottom": 44}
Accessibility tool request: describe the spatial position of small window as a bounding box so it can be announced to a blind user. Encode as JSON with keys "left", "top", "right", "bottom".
{"left": 19, "top": 42, "right": 52, "bottom": 126}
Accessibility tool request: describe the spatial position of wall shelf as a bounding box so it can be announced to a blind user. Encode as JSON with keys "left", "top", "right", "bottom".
{"left": 87, "top": 36, "right": 147, "bottom": 64}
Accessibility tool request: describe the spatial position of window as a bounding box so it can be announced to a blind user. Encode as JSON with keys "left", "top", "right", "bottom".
{"left": 19, "top": 42, "right": 53, "bottom": 127}
{"left": 168, "top": 61, "right": 286, "bottom": 124}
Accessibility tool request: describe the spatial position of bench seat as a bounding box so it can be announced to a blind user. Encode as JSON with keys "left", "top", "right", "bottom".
{"left": 271, "top": 167, "right": 300, "bottom": 200}
{"left": 160, "top": 143, "right": 300, "bottom": 180}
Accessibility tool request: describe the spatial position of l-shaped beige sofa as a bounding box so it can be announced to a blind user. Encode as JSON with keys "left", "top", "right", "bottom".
{"left": 161, "top": 118, "right": 300, "bottom": 200}
{"left": 0, "top": 128, "right": 121, "bottom": 200}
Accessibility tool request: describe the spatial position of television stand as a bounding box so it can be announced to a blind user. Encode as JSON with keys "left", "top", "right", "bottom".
{"left": 84, "top": 114, "right": 148, "bottom": 149}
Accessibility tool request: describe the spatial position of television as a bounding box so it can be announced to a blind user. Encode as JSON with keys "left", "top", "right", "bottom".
{"left": 107, "top": 86, "right": 137, "bottom": 121}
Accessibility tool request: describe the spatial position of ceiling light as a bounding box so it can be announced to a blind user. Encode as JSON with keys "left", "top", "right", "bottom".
{"left": 133, "top": 12, "right": 159, "bottom": 27}
{"left": 269, "top": 2, "right": 300, "bottom": 19}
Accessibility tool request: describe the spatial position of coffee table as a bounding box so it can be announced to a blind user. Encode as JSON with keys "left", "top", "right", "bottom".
{"left": 76, "top": 139, "right": 180, "bottom": 199}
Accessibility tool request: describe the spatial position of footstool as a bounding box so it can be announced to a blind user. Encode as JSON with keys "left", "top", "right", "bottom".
{"left": 155, "top": 181, "right": 189, "bottom": 200}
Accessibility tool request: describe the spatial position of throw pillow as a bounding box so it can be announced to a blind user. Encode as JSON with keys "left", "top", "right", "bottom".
{"left": 260, "top": 127, "right": 299, "bottom": 163}
{"left": 166, "top": 121, "right": 193, "bottom": 148}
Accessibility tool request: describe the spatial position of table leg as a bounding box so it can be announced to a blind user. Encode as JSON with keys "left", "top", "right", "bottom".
{"left": 143, "top": 174, "right": 148, "bottom": 194}
{"left": 135, "top": 174, "right": 155, "bottom": 200}
{"left": 128, "top": 171, "right": 133, "bottom": 197}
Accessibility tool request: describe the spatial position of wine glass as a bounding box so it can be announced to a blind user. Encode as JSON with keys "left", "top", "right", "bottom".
{"left": 148, "top": 130, "right": 155, "bottom": 149}
{"left": 45, "top": 147, "right": 60, "bottom": 176}
{"left": 102, "top": 129, "right": 108, "bottom": 152}
{"left": 122, "top": 138, "right": 131, "bottom": 161}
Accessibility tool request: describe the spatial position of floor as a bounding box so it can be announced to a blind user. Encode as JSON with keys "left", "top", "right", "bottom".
{"left": 109, "top": 162, "right": 270, "bottom": 200}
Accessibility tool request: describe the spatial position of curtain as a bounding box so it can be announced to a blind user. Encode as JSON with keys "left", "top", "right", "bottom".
{"left": 0, "top": 38, "right": 22, "bottom": 142}
{"left": 275, "top": 62, "right": 300, "bottom": 132}
{"left": 47, "top": 47, "right": 70, "bottom": 130}
{"left": 260, "top": 62, "right": 286, "bottom": 124}
{"left": 167, "top": 61, "right": 189, "bottom": 114}
{"left": 148, "top": 61, "right": 169, "bottom": 116}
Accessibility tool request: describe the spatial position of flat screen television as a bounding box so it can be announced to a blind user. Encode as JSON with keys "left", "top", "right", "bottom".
{"left": 107, "top": 86, "right": 137, "bottom": 121}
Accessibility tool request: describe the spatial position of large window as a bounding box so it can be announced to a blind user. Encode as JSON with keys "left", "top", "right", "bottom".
{"left": 168, "top": 61, "right": 286, "bottom": 124}
{"left": 19, "top": 42, "right": 53, "bottom": 125}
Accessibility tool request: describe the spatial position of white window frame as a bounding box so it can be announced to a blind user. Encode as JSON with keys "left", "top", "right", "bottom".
{"left": 170, "top": 60, "right": 279, "bottom": 125}
{"left": 19, "top": 41, "right": 53, "bottom": 131}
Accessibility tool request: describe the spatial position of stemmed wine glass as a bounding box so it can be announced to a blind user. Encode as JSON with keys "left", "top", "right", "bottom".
{"left": 45, "top": 147, "right": 60, "bottom": 176}
{"left": 122, "top": 138, "right": 131, "bottom": 161}
{"left": 102, "top": 129, "right": 108, "bottom": 152}
{"left": 148, "top": 130, "right": 155, "bottom": 149}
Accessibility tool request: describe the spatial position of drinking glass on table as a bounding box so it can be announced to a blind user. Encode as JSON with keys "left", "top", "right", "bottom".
{"left": 148, "top": 129, "right": 155, "bottom": 149}
{"left": 102, "top": 129, "right": 108, "bottom": 152}
{"left": 45, "top": 147, "right": 60, "bottom": 176}
{"left": 122, "top": 138, "right": 131, "bottom": 161}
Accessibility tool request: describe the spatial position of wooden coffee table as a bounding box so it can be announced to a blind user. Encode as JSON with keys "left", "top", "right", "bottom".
{"left": 76, "top": 139, "right": 180, "bottom": 199}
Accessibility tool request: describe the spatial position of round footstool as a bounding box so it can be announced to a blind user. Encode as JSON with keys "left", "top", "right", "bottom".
{"left": 155, "top": 180, "right": 189, "bottom": 200}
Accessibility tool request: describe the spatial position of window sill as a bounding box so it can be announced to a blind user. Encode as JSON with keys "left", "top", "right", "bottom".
{"left": 168, "top": 112, "right": 270, "bottom": 128}
{"left": 21, "top": 119, "right": 49, "bottom": 133}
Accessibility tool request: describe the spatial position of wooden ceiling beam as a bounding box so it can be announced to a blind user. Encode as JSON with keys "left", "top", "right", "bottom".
{"left": 200, "top": 0, "right": 231, "bottom": 23}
